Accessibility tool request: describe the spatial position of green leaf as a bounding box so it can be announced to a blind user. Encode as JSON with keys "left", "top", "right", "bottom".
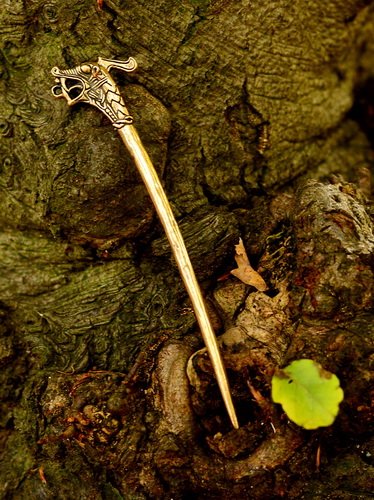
{"left": 271, "top": 359, "right": 344, "bottom": 430}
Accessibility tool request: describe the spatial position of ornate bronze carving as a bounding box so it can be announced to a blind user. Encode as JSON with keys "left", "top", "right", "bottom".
{"left": 52, "top": 57, "right": 137, "bottom": 128}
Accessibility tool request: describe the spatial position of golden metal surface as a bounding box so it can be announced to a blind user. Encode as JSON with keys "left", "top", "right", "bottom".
{"left": 51, "top": 57, "right": 238, "bottom": 429}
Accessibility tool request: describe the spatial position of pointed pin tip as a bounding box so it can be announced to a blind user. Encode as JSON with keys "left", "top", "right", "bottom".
{"left": 208, "top": 343, "right": 239, "bottom": 429}
{"left": 231, "top": 413, "right": 240, "bottom": 430}
{"left": 222, "top": 388, "right": 239, "bottom": 429}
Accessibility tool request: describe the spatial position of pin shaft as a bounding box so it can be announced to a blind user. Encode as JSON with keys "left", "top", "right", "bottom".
{"left": 118, "top": 125, "right": 239, "bottom": 429}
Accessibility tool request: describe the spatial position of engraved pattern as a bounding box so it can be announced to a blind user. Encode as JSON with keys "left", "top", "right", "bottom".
{"left": 51, "top": 57, "right": 137, "bottom": 128}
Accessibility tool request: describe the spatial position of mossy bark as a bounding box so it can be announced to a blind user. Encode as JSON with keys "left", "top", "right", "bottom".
{"left": 1, "top": 0, "right": 373, "bottom": 498}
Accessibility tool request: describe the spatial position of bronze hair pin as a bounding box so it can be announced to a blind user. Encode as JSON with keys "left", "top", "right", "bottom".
{"left": 51, "top": 57, "right": 238, "bottom": 429}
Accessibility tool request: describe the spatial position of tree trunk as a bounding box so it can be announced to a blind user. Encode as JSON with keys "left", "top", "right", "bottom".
{"left": 1, "top": 0, "right": 373, "bottom": 498}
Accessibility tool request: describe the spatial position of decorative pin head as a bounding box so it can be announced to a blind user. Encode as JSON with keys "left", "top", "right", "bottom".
{"left": 51, "top": 57, "right": 137, "bottom": 128}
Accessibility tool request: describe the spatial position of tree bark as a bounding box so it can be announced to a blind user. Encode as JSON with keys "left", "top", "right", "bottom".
{"left": 0, "top": 0, "right": 373, "bottom": 498}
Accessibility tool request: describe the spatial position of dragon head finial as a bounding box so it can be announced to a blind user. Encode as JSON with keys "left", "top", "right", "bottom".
{"left": 51, "top": 57, "right": 137, "bottom": 128}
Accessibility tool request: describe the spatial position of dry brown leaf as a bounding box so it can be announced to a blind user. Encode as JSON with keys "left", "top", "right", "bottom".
{"left": 230, "top": 238, "right": 268, "bottom": 291}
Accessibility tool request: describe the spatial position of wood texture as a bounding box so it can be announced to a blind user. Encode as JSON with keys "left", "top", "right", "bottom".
{"left": 0, "top": 0, "right": 373, "bottom": 497}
